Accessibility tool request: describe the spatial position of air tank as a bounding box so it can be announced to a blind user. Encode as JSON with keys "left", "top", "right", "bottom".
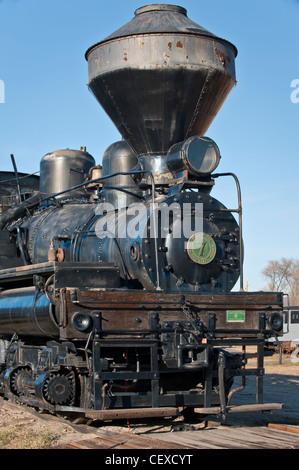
{"left": 40, "top": 148, "right": 95, "bottom": 200}
{"left": 101, "top": 141, "right": 142, "bottom": 209}
{"left": 86, "top": 4, "right": 237, "bottom": 157}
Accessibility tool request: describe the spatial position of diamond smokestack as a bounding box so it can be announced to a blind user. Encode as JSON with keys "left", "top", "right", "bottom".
{"left": 86, "top": 4, "right": 237, "bottom": 156}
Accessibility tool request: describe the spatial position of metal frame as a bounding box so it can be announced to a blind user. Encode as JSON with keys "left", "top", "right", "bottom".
{"left": 92, "top": 311, "right": 160, "bottom": 410}
{"left": 0, "top": 262, "right": 284, "bottom": 420}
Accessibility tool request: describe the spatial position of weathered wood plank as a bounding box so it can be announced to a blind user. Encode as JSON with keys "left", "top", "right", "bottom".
{"left": 148, "top": 425, "right": 299, "bottom": 449}
{"left": 268, "top": 423, "right": 299, "bottom": 434}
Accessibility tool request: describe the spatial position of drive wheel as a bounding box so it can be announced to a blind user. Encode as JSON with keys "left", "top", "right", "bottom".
{"left": 43, "top": 370, "right": 76, "bottom": 406}
{"left": 11, "top": 367, "right": 32, "bottom": 396}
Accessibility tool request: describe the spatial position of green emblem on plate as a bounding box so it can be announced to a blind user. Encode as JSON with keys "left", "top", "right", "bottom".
{"left": 187, "top": 232, "right": 216, "bottom": 265}
{"left": 226, "top": 310, "right": 246, "bottom": 322}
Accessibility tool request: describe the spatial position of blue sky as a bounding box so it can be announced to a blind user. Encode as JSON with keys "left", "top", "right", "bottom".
{"left": 0, "top": 0, "right": 298, "bottom": 291}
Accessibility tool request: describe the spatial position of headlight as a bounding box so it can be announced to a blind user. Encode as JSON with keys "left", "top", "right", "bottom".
{"left": 167, "top": 135, "right": 220, "bottom": 177}
{"left": 267, "top": 312, "right": 283, "bottom": 331}
{"left": 72, "top": 312, "right": 92, "bottom": 332}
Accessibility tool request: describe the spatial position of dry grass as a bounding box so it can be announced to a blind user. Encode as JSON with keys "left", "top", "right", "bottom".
{"left": 0, "top": 426, "right": 58, "bottom": 449}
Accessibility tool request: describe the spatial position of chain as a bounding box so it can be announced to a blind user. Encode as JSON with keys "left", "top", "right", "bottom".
{"left": 182, "top": 302, "right": 194, "bottom": 322}
{"left": 182, "top": 302, "right": 203, "bottom": 338}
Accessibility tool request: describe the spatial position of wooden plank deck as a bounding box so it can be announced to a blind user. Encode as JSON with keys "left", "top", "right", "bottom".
{"left": 52, "top": 421, "right": 299, "bottom": 449}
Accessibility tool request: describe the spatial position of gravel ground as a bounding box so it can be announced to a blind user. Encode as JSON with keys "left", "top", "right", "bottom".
{"left": 227, "top": 376, "right": 299, "bottom": 427}
{"left": 221, "top": 348, "right": 299, "bottom": 427}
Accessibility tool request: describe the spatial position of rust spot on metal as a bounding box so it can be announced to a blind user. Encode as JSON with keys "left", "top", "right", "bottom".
{"left": 216, "top": 49, "right": 231, "bottom": 68}
{"left": 176, "top": 41, "right": 183, "bottom": 48}
{"left": 168, "top": 42, "right": 172, "bottom": 51}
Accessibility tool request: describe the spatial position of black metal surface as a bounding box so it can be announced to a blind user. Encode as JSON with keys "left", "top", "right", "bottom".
{"left": 0, "top": 286, "right": 58, "bottom": 337}
{"left": 0, "top": 230, "right": 22, "bottom": 269}
{"left": 54, "top": 263, "right": 121, "bottom": 289}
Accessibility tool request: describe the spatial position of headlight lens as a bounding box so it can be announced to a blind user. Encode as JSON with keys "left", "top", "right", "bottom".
{"left": 72, "top": 312, "right": 92, "bottom": 332}
{"left": 267, "top": 312, "right": 283, "bottom": 331}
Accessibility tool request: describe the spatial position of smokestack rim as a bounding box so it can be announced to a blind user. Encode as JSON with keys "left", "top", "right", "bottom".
{"left": 134, "top": 4, "right": 187, "bottom": 17}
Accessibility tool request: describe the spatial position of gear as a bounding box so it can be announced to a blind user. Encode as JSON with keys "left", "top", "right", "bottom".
{"left": 43, "top": 371, "right": 75, "bottom": 405}
{"left": 11, "top": 367, "right": 32, "bottom": 396}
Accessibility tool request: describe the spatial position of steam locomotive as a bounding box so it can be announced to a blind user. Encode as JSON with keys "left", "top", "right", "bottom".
{"left": 0, "top": 5, "right": 284, "bottom": 421}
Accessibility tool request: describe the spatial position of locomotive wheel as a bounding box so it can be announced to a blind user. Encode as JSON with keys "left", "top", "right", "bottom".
{"left": 43, "top": 371, "right": 76, "bottom": 406}
{"left": 11, "top": 367, "right": 32, "bottom": 396}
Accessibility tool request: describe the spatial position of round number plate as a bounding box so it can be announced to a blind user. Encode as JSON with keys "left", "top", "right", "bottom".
{"left": 187, "top": 232, "right": 216, "bottom": 265}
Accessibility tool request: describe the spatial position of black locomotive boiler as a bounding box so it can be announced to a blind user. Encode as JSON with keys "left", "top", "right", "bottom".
{"left": 0, "top": 5, "right": 284, "bottom": 421}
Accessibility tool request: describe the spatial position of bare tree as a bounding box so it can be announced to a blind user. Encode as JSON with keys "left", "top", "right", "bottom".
{"left": 262, "top": 258, "right": 299, "bottom": 305}
{"left": 288, "top": 261, "right": 299, "bottom": 305}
